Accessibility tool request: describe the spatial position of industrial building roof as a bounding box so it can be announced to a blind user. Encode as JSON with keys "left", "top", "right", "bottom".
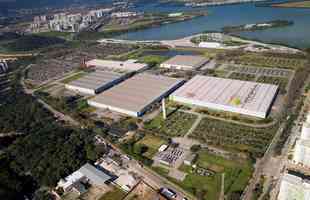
{"left": 67, "top": 70, "right": 123, "bottom": 90}
{"left": 161, "top": 55, "right": 209, "bottom": 68}
{"left": 171, "top": 75, "right": 278, "bottom": 115}
{"left": 78, "top": 163, "right": 112, "bottom": 185}
{"left": 298, "top": 139, "right": 310, "bottom": 148}
{"left": 88, "top": 73, "right": 183, "bottom": 113}
{"left": 86, "top": 59, "right": 148, "bottom": 72}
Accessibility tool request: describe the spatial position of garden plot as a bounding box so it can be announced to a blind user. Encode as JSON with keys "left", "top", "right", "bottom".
{"left": 143, "top": 110, "right": 197, "bottom": 137}
{"left": 224, "top": 65, "right": 291, "bottom": 77}
{"left": 228, "top": 72, "right": 256, "bottom": 81}
{"left": 231, "top": 54, "right": 307, "bottom": 69}
{"left": 191, "top": 117, "right": 278, "bottom": 158}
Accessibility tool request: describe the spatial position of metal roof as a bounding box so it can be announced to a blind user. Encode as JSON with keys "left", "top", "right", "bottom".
{"left": 88, "top": 73, "right": 184, "bottom": 113}
{"left": 171, "top": 75, "right": 278, "bottom": 115}
{"left": 161, "top": 55, "right": 209, "bottom": 68}
{"left": 86, "top": 59, "right": 148, "bottom": 72}
{"left": 67, "top": 70, "right": 123, "bottom": 90}
{"left": 78, "top": 163, "right": 112, "bottom": 185}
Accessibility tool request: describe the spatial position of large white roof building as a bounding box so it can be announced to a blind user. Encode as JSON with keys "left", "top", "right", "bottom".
{"left": 88, "top": 73, "right": 184, "bottom": 117}
{"left": 170, "top": 75, "right": 278, "bottom": 118}
{"left": 65, "top": 70, "right": 125, "bottom": 95}
{"left": 278, "top": 173, "right": 310, "bottom": 200}
{"left": 86, "top": 59, "right": 148, "bottom": 72}
{"left": 160, "top": 55, "right": 209, "bottom": 71}
{"left": 293, "top": 139, "right": 310, "bottom": 168}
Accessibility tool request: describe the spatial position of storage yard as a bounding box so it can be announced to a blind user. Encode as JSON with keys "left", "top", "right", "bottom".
{"left": 65, "top": 70, "right": 125, "bottom": 95}
{"left": 170, "top": 75, "right": 279, "bottom": 118}
{"left": 88, "top": 73, "right": 184, "bottom": 117}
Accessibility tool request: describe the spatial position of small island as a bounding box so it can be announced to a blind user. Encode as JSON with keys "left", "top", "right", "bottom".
{"left": 222, "top": 20, "right": 294, "bottom": 33}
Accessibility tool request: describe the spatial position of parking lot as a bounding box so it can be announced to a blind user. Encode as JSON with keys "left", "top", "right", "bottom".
{"left": 154, "top": 146, "right": 190, "bottom": 168}
{"left": 26, "top": 43, "right": 138, "bottom": 86}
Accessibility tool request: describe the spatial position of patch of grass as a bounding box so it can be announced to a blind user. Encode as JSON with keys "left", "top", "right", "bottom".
{"left": 137, "top": 134, "right": 166, "bottom": 158}
{"left": 144, "top": 110, "right": 197, "bottom": 137}
{"left": 99, "top": 187, "right": 126, "bottom": 200}
{"left": 139, "top": 55, "right": 168, "bottom": 66}
{"left": 61, "top": 72, "right": 87, "bottom": 84}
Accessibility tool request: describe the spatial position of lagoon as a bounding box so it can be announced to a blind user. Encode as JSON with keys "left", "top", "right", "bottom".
{"left": 116, "top": 0, "right": 310, "bottom": 48}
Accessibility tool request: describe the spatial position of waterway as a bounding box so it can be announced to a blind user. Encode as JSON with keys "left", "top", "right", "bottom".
{"left": 116, "top": 0, "right": 310, "bottom": 49}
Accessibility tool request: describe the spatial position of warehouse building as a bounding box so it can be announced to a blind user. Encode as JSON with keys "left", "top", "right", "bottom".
{"left": 88, "top": 73, "right": 184, "bottom": 117}
{"left": 160, "top": 55, "right": 209, "bottom": 71}
{"left": 278, "top": 173, "right": 310, "bottom": 200}
{"left": 293, "top": 139, "right": 310, "bottom": 168}
{"left": 170, "top": 75, "right": 278, "bottom": 118}
{"left": 86, "top": 59, "right": 148, "bottom": 72}
{"left": 65, "top": 70, "right": 125, "bottom": 95}
{"left": 301, "top": 122, "right": 310, "bottom": 140}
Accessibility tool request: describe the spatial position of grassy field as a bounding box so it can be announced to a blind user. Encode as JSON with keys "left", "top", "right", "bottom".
{"left": 144, "top": 110, "right": 197, "bottom": 137}
{"left": 136, "top": 134, "right": 167, "bottom": 158}
{"left": 191, "top": 118, "right": 278, "bottom": 158}
{"left": 99, "top": 187, "right": 126, "bottom": 200}
{"left": 272, "top": 1, "right": 310, "bottom": 8}
{"left": 153, "top": 151, "right": 253, "bottom": 200}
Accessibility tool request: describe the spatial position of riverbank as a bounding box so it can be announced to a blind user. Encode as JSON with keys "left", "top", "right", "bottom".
{"left": 77, "top": 11, "right": 206, "bottom": 40}
{"left": 271, "top": 1, "right": 310, "bottom": 8}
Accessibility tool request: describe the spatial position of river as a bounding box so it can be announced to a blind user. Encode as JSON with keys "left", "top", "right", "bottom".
{"left": 115, "top": 0, "right": 310, "bottom": 49}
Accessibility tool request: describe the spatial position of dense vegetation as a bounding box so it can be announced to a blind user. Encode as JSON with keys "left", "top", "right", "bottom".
{"left": 4, "top": 35, "right": 65, "bottom": 52}
{"left": 0, "top": 59, "right": 99, "bottom": 199}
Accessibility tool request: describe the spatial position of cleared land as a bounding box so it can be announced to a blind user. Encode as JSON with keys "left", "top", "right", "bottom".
{"left": 191, "top": 118, "right": 278, "bottom": 157}
{"left": 99, "top": 187, "right": 126, "bottom": 200}
{"left": 144, "top": 110, "right": 197, "bottom": 137}
{"left": 272, "top": 1, "right": 310, "bottom": 8}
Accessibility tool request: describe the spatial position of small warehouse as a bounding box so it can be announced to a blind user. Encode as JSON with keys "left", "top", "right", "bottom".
{"left": 65, "top": 70, "right": 125, "bottom": 95}
{"left": 160, "top": 55, "right": 209, "bottom": 70}
{"left": 170, "top": 75, "right": 278, "bottom": 118}
{"left": 86, "top": 59, "right": 148, "bottom": 72}
{"left": 88, "top": 73, "right": 184, "bottom": 117}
